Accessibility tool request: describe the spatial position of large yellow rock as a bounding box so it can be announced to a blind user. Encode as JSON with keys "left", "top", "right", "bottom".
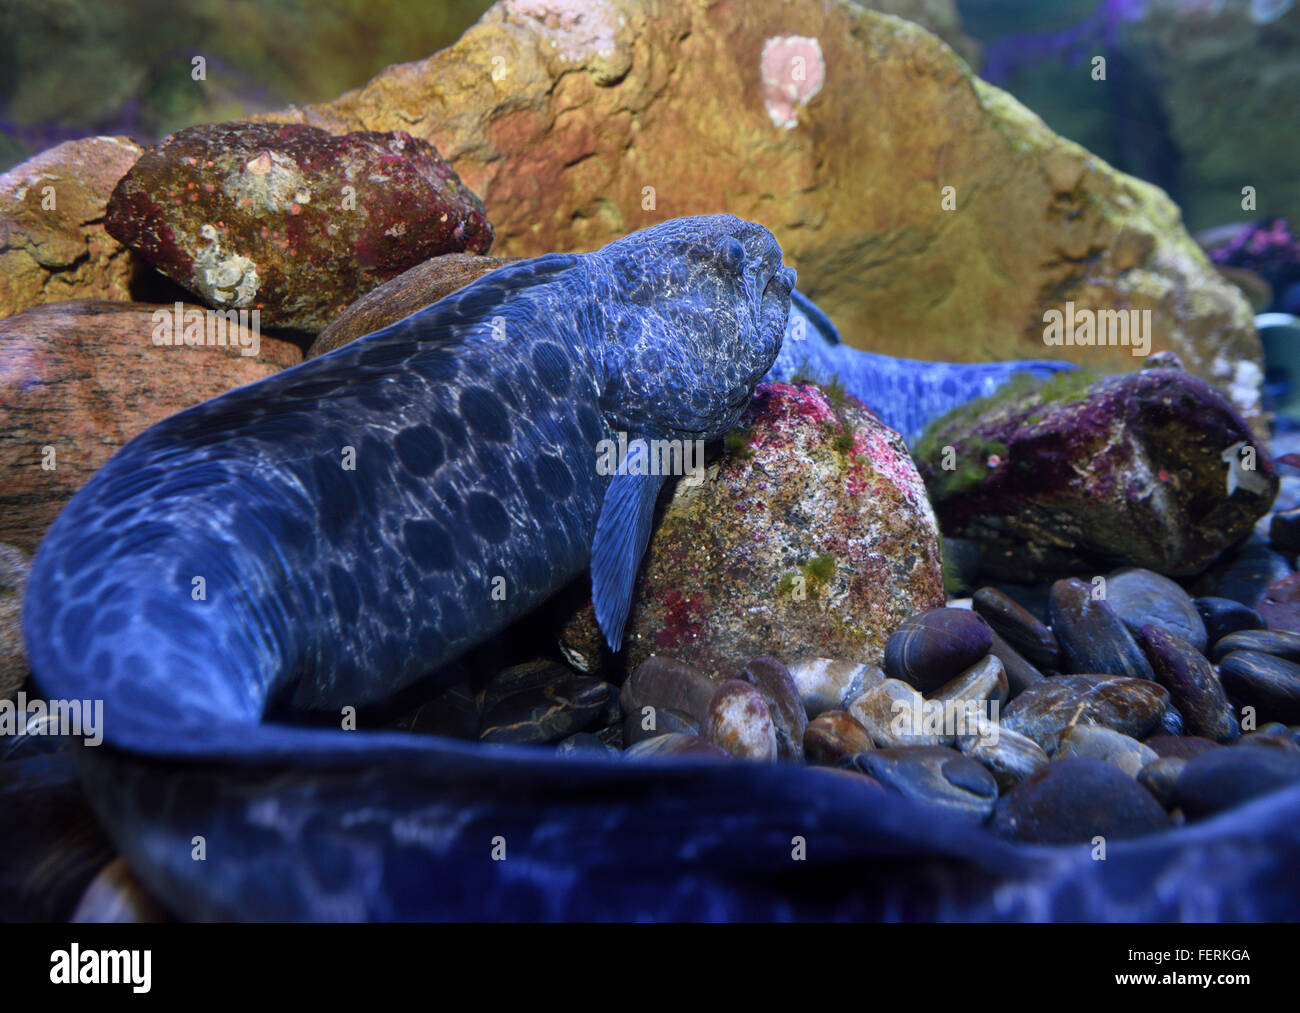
{"left": 258, "top": 0, "right": 1261, "bottom": 421}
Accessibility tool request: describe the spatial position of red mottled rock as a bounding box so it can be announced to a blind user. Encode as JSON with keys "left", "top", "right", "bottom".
{"left": 0, "top": 137, "right": 144, "bottom": 317}
{"left": 257, "top": 0, "right": 1262, "bottom": 424}
{"left": 915, "top": 368, "right": 1276, "bottom": 580}
{"left": 0, "top": 300, "right": 301, "bottom": 552}
{"left": 558, "top": 382, "right": 945, "bottom": 679}
{"left": 0, "top": 544, "right": 30, "bottom": 701}
{"left": 105, "top": 123, "right": 493, "bottom": 333}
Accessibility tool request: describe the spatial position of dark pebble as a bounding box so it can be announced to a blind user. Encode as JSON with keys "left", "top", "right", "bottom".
{"left": 803, "top": 710, "right": 874, "bottom": 766}
{"left": 883, "top": 608, "right": 993, "bottom": 693}
{"left": 556, "top": 732, "right": 618, "bottom": 756}
{"left": 619, "top": 656, "right": 721, "bottom": 724}
{"left": 1211, "top": 628, "right": 1300, "bottom": 663}
{"left": 1136, "top": 625, "right": 1238, "bottom": 741}
{"left": 1002, "top": 675, "right": 1169, "bottom": 754}
{"left": 1106, "top": 568, "right": 1207, "bottom": 653}
{"left": 842, "top": 746, "right": 998, "bottom": 822}
{"left": 1142, "top": 735, "right": 1222, "bottom": 760}
{"left": 1194, "top": 596, "right": 1264, "bottom": 644}
{"left": 972, "top": 587, "right": 1061, "bottom": 669}
{"left": 1156, "top": 703, "right": 1185, "bottom": 737}
{"left": 624, "top": 733, "right": 729, "bottom": 759}
{"left": 1238, "top": 731, "right": 1300, "bottom": 753}
{"left": 1269, "top": 507, "right": 1300, "bottom": 554}
{"left": 1218, "top": 650, "right": 1300, "bottom": 723}
{"left": 478, "top": 662, "right": 616, "bottom": 744}
{"left": 988, "top": 630, "right": 1046, "bottom": 696}
{"left": 623, "top": 704, "right": 698, "bottom": 746}
{"left": 1209, "top": 544, "right": 1292, "bottom": 609}
{"left": 1136, "top": 756, "right": 1186, "bottom": 808}
{"left": 1171, "top": 747, "right": 1300, "bottom": 819}
{"left": 992, "top": 757, "right": 1172, "bottom": 844}
{"left": 735, "top": 656, "right": 807, "bottom": 760}
{"left": 385, "top": 679, "right": 479, "bottom": 740}
{"left": 1048, "top": 578, "right": 1156, "bottom": 681}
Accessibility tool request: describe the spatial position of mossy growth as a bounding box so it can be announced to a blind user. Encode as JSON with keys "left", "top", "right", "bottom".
{"left": 939, "top": 538, "right": 968, "bottom": 597}
{"left": 913, "top": 365, "right": 1104, "bottom": 466}
{"left": 724, "top": 425, "right": 755, "bottom": 459}
{"left": 830, "top": 429, "right": 856, "bottom": 456}
{"left": 777, "top": 553, "right": 837, "bottom": 601}
{"left": 921, "top": 435, "right": 1010, "bottom": 501}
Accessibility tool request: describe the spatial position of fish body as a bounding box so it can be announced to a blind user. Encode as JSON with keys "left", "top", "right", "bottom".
{"left": 18, "top": 216, "right": 1300, "bottom": 921}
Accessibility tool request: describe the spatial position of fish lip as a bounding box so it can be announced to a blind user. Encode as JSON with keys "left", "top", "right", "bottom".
{"left": 758, "top": 263, "right": 795, "bottom": 348}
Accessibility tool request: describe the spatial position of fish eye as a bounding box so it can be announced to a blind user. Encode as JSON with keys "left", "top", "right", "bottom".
{"left": 719, "top": 237, "right": 745, "bottom": 274}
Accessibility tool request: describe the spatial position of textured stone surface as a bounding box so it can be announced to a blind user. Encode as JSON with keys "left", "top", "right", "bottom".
{"left": 785, "top": 657, "right": 884, "bottom": 719}
{"left": 1122, "top": 0, "right": 1300, "bottom": 230}
{"left": 702, "top": 680, "right": 778, "bottom": 761}
{"left": 0, "top": 544, "right": 30, "bottom": 702}
{"left": 0, "top": 300, "right": 301, "bottom": 553}
{"left": 804, "top": 709, "right": 874, "bottom": 766}
{"left": 255, "top": 0, "right": 1262, "bottom": 419}
{"left": 105, "top": 122, "right": 493, "bottom": 332}
{"left": 1002, "top": 675, "right": 1169, "bottom": 754}
{"left": 1137, "top": 624, "right": 1238, "bottom": 742}
{"left": 916, "top": 369, "right": 1276, "bottom": 580}
{"left": 558, "top": 382, "right": 944, "bottom": 679}
{"left": 1106, "top": 567, "right": 1207, "bottom": 652}
{"left": 0, "top": 137, "right": 145, "bottom": 318}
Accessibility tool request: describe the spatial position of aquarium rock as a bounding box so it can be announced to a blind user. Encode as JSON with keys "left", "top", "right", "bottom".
{"left": 914, "top": 367, "right": 1277, "bottom": 580}
{"left": 104, "top": 122, "right": 493, "bottom": 332}
{"left": 557, "top": 381, "right": 945, "bottom": 679}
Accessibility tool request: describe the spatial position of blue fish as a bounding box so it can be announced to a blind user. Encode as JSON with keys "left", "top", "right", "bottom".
{"left": 16, "top": 215, "right": 1300, "bottom": 921}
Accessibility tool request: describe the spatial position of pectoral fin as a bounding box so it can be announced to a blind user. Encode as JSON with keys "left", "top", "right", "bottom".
{"left": 590, "top": 439, "right": 667, "bottom": 652}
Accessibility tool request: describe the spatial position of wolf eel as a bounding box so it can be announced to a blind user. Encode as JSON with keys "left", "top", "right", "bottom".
{"left": 20, "top": 215, "right": 1300, "bottom": 920}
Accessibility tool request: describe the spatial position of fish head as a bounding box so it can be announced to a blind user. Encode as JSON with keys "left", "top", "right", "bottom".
{"left": 593, "top": 214, "right": 795, "bottom": 439}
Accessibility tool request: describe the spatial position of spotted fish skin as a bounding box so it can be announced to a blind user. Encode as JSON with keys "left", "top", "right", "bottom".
{"left": 771, "top": 290, "right": 1077, "bottom": 444}
{"left": 23, "top": 214, "right": 793, "bottom": 756}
